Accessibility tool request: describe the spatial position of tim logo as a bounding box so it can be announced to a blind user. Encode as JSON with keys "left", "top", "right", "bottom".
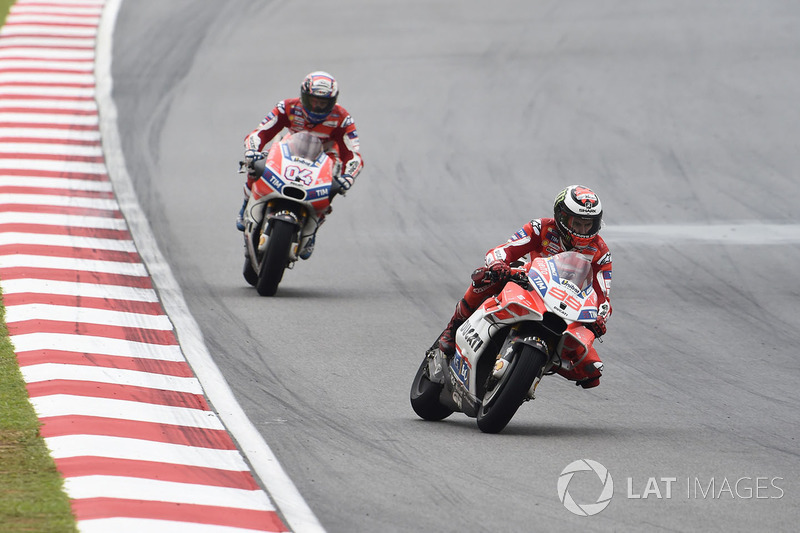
{"left": 268, "top": 174, "right": 283, "bottom": 191}
{"left": 309, "top": 187, "right": 330, "bottom": 199}
{"left": 530, "top": 272, "right": 547, "bottom": 296}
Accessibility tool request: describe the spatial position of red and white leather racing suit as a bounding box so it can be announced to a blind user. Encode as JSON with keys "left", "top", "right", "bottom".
{"left": 465, "top": 217, "right": 613, "bottom": 387}
{"left": 243, "top": 97, "right": 364, "bottom": 192}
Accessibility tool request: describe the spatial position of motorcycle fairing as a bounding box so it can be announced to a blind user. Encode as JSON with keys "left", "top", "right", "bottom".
{"left": 256, "top": 159, "right": 333, "bottom": 211}
{"left": 245, "top": 132, "right": 337, "bottom": 264}
{"left": 449, "top": 282, "right": 548, "bottom": 415}
{"left": 448, "top": 308, "right": 496, "bottom": 415}
{"left": 530, "top": 255, "right": 599, "bottom": 323}
{"left": 447, "top": 251, "right": 605, "bottom": 410}
{"left": 482, "top": 282, "right": 547, "bottom": 325}
{"left": 452, "top": 317, "right": 485, "bottom": 386}
{"left": 528, "top": 270, "right": 548, "bottom": 297}
{"left": 452, "top": 280, "right": 550, "bottom": 382}
{"left": 256, "top": 168, "right": 332, "bottom": 213}
{"left": 253, "top": 132, "right": 334, "bottom": 206}
{"left": 555, "top": 322, "right": 594, "bottom": 371}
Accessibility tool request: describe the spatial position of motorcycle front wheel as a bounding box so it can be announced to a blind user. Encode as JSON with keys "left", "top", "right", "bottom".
{"left": 256, "top": 218, "right": 295, "bottom": 296}
{"left": 476, "top": 344, "right": 547, "bottom": 434}
{"left": 410, "top": 355, "right": 453, "bottom": 421}
{"left": 243, "top": 257, "right": 258, "bottom": 287}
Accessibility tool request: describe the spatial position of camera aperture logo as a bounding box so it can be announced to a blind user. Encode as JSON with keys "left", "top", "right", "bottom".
{"left": 558, "top": 459, "right": 614, "bottom": 516}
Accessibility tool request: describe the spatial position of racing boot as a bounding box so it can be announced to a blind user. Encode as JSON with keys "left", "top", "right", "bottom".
{"left": 557, "top": 347, "right": 604, "bottom": 389}
{"left": 235, "top": 198, "right": 247, "bottom": 231}
{"left": 236, "top": 182, "right": 255, "bottom": 232}
{"left": 437, "top": 298, "right": 474, "bottom": 357}
{"left": 298, "top": 211, "right": 329, "bottom": 260}
{"left": 298, "top": 234, "right": 316, "bottom": 260}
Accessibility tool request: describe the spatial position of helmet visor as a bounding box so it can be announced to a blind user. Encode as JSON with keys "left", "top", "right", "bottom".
{"left": 301, "top": 93, "right": 336, "bottom": 118}
{"left": 566, "top": 215, "right": 601, "bottom": 237}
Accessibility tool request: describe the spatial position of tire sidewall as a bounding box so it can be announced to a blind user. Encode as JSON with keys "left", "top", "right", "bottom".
{"left": 476, "top": 345, "right": 547, "bottom": 433}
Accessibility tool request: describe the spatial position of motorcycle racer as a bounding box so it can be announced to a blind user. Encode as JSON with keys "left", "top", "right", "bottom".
{"left": 236, "top": 71, "right": 364, "bottom": 260}
{"left": 437, "top": 185, "right": 613, "bottom": 389}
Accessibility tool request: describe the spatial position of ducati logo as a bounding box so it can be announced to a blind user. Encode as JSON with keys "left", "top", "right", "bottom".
{"left": 458, "top": 322, "right": 483, "bottom": 352}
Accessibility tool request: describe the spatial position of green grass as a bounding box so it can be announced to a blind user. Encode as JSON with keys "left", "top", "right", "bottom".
{"left": 0, "top": 0, "right": 10, "bottom": 25}
{"left": 0, "top": 298, "right": 78, "bottom": 532}
{"left": 1, "top": 0, "right": 80, "bottom": 530}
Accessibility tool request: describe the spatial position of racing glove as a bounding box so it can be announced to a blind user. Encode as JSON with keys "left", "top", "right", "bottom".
{"left": 587, "top": 314, "right": 607, "bottom": 338}
{"left": 472, "top": 261, "right": 511, "bottom": 286}
{"left": 335, "top": 174, "right": 354, "bottom": 191}
{"left": 487, "top": 260, "right": 511, "bottom": 282}
{"left": 471, "top": 267, "right": 489, "bottom": 286}
{"left": 240, "top": 149, "right": 263, "bottom": 176}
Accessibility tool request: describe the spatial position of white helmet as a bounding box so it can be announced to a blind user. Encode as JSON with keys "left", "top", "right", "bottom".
{"left": 553, "top": 185, "right": 603, "bottom": 248}
{"left": 300, "top": 71, "right": 339, "bottom": 123}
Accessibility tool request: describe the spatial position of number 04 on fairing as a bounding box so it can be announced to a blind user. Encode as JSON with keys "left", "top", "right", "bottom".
{"left": 240, "top": 131, "right": 343, "bottom": 296}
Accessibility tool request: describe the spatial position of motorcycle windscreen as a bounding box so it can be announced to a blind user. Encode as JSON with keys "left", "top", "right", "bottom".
{"left": 286, "top": 131, "right": 324, "bottom": 161}
{"left": 550, "top": 251, "right": 592, "bottom": 290}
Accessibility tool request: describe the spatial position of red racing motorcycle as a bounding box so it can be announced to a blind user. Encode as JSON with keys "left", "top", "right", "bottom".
{"left": 240, "top": 131, "right": 342, "bottom": 296}
{"left": 410, "top": 251, "right": 605, "bottom": 433}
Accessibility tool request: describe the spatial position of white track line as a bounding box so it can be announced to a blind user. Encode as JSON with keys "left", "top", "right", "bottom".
{"left": 32, "top": 395, "right": 224, "bottom": 429}
{"left": 95, "top": 1, "right": 325, "bottom": 531}
{"left": 0, "top": 177, "right": 112, "bottom": 191}
{"left": 0, "top": 86, "right": 96, "bottom": 97}
{"left": 0, "top": 48, "right": 96, "bottom": 59}
{"left": 22, "top": 364, "right": 202, "bottom": 393}
{"left": 64, "top": 476, "right": 271, "bottom": 510}
{"left": 0, "top": 195, "right": 117, "bottom": 209}
{"left": 0, "top": 126, "right": 101, "bottom": 139}
{"left": 46, "top": 435, "right": 249, "bottom": 470}
{"left": 6, "top": 304, "right": 173, "bottom": 329}
{"left": 0, "top": 233, "right": 135, "bottom": 250}
{"left": 0, "top": 1, "right": 319, "bottom": 530}
{"left": 603, "top": 223, "right": 800, "bottom": 244}
{"left": 1, "top": 278, "right": 158, "bottom": 301}
{"left": 1, "top": 24, "right": 98, "bottom": 38}
{"left": 0, "top": 111, "right": 98, "bottom": 123}
{"left": 0, "top": 255, "right": 147, "bottom": 275}
{"left": 77, "top": 519, "right": 273, "bottom": 533}
{"left": 12, "top": 332, "right": 185, "bottom": 361}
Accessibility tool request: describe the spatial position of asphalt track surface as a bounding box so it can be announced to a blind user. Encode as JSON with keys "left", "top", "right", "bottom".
{"left": 112, "top": 1, "right": 800, "bottom": 531}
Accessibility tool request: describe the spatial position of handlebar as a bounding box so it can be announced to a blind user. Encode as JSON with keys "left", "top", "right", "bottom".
{"left": 238, "top": 151, "right": 267, "bottom": 175}
{"left": 509, "top": 269, "right": 532, "bottom": 290}
{"left": 474, "top": 267, "right": 531, "bottom": 289}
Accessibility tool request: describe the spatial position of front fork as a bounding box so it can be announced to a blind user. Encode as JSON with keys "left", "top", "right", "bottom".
{"left": 258, "top": 201, "right": 308, "bottom": 261}
{"left": 489, "top": 323, "right": 552, "bottom": 400}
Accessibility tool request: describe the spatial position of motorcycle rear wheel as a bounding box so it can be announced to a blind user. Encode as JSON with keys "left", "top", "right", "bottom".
{"left": 476, "top": 344, "right": 546, "bottom": 434}
{"left": 410, "top": 355, "right": 453, "bottom": 421}
{"left": 256, "top": 219, "right": 294, "bottom": 296}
